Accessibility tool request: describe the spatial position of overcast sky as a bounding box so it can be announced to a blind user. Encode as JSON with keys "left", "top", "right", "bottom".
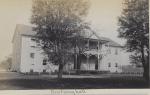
{"left": 0, "top": 0, "right": 125, "bottom": 62}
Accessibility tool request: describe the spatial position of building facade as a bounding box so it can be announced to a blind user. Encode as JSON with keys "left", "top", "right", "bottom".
{"left": 12, "top": 24, "right": 131, "bottom": 74}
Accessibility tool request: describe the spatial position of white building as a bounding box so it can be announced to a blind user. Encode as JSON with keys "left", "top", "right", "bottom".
{"left": 12, "top": 24, "right": 58, "bottom": 74}
{"left": 12, "top": 24, "right": 131, "bottom": 74}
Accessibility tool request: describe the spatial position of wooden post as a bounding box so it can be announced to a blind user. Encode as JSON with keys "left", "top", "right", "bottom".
{"left": 87, "top": 39, "right": 89, "bottom": 50}
{"left": 74, "top": 54, "right": 77, "bottom": 70}
{"left": 97, "top": 41, "right": 100, "bottom": 70}
{"left": 86, "top": 55, "right": 89, "bottom": 70}
{"left": 87, "top": 39, "right": 90, "bottom": 70}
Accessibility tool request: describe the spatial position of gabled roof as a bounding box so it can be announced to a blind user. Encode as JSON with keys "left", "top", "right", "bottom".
{"left": 16, "top": 24, "right": 35, "bottom": 36}
{"left": 87, "top": 29, "right": 122, "bottom": 47}
{"left": 12, "top": 24, "right": 36, "bottom": 42}
{"left": 99, "top": 37, "right": 122, "bottom": 47}
{"left": 13, "top": 24, "right": 122, "bottom": 47}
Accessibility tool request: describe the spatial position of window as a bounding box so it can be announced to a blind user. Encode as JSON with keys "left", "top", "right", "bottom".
{"left": 96, "top": 45, "right": 98, "bottom": 50}
{"left": 31, "top": 38, "right": 36, "bottom": 41}
{"left": 31, "top": 46, "right": 36, "bottom": 48}
{"left": 95, "top": 60, "right": 98, "bottom": 70}
{"left": 43, "top": 69, "right": 46, "bottom": 73}
{"left": 30, "top": 69, "right": 33, "bottom": 73}
{"left": 99, "top": 44, "right": 102, "bottom": 49}
{"left": 115, "top": 63, "right": 118, "bottom": 67}
{"left": 107, "top": 49, "right": 111, "bottom": 54}
{"left": 30, "top": 53, "right": 35, "bottom": 58}
{"left": 115, "top": 49, "right": 118, "bottom": 55}
{"left": 31, "top": 38, "right": 39, "bottom": 43}
{"left": 109, "top": 49, "right": 111, "bottom": 54}
{"left": 43, "top": 59, "right": 47, "bottom": 65}
{"left": 108, "top": 63, "right": 111, "bottom": 67}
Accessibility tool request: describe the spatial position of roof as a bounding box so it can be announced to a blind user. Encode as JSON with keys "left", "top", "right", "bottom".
{"left": 88, "top": 29, "right": 122, "bottom": 47}
{"left": 16, "top": 24, "right": 35, "bottom": 36}
{"left": 99, "top": 37, "right": 122, "bottom": 47}
{"left": 13, "top": 24, "right": 122, "bottom": 47}
{"left": 12, "top": 24, "right": 36, "bottom": 42}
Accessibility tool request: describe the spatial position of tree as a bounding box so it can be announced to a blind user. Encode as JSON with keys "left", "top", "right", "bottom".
{"left": 0, "top": 56, "right": 12, "bottom": 71}
{"left": 31, "top": 0, "right": 90, "bottom": 78}
{"left": 118, "top": 0, "right": 149, "bottom": 81}
{"left": 130, "top": 53, "right": 142, "bottom": 67}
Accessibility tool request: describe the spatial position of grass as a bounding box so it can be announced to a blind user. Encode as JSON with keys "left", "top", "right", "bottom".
{"left": 0, "top": 76, "right": 148, "bottom": 90}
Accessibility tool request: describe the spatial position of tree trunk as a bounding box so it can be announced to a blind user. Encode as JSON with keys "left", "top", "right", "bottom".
{"left": 143, "top": 64, "right": 149, "bottom": 81}
{"left": 145, "top": 53, "right": 149, "bottom": 86}
{"left": 148, "top": 52, "right": 150, "bottom": 87}
{"left": 141, "top": 45, "right": 149, "bottom": 83}
{"left": 58, "top": 63, "right": 63, "bottom": 79}
{"left": 76, "top": 54, "right": 81, "bottom": 74}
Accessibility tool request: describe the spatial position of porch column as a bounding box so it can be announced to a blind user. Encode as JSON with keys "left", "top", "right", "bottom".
{"left": 97, "top": 54, "right": 99, "bottom": 70}
{"left": 87, "top": 39, "right": 89, "bottom": 50}
{"left": 97, "top": 41, "right": 100, "bottom": 70}
{"left": 86, "top": 55, "right": 89, "bottom": 70}
{"left": 98, "top": 41, "right": 100, "bottom": 51}
{"left": 74, "top": 54, "right": 77, "bottom": 70}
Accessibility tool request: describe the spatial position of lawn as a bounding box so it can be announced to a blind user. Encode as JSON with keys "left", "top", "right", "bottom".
{"left": 0, "top": 76, "right": 148, "bottom": 90}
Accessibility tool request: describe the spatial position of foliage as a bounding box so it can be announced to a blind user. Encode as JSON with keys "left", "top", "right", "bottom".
{"left": 129, "top": 53, "right": 142, "bottom": 67}
{"left": 118, "top": 0, "right": 148, "bottom": 52}
{"left": 0, "top": 56, "right": 12, "bottom": 71}
{"left": 31, "top": 0, "right": 90, "bottom": 78}
{"left": 118, "top": 0, "right": 149, "bottom": 80}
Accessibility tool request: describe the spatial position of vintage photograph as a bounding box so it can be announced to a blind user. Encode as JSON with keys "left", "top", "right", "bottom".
{"left": 0, "top": 0, "right": 149, "bottom": 89}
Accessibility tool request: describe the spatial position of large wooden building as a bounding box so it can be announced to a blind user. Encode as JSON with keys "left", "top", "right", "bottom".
{"left": 12, "top": 24, "right": 131, "bottom": 74}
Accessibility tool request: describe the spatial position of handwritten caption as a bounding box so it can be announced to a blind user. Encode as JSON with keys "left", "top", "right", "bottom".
{"left": 50, "top": 89, "right": 86, "bottom": 95}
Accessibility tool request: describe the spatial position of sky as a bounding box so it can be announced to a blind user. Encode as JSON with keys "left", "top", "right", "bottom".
{"left": 0, "top": 0, "right": 125, "bottom": 62}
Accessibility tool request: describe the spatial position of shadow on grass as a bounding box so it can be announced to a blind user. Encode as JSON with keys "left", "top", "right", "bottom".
{"left": 0, "top": 76, "right": 149, "bottom": 90}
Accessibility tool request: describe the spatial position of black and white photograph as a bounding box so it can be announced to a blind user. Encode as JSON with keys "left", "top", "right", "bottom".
{"left": 0, "top": 0, "right": 149, "bottom": 90}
